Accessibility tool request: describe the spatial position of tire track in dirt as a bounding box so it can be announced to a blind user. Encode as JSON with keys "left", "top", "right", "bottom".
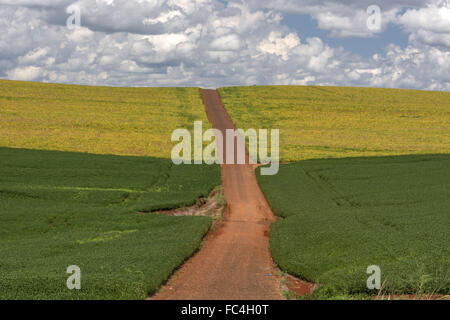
{"left": 151, "top": 89, "right": 282, "bottom": 300}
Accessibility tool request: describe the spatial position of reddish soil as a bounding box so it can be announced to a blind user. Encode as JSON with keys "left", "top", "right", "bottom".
{"left": 151, "top": 89, "right": 284, "bottom": 300}
{"left": 284, "top": 275, "right": 318, "bottom": 298}
{"left": 149, "top": 188, "right": 224, "bottom": 219}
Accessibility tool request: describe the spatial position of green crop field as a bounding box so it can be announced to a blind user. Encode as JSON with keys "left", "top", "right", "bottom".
{"left": 218, "top": 85, "right": 450, "bottom": 298}
{"left": 218, "top": 86, "right": 450, "bottom": 162}
{"left": 0, "top": 147, "right": 220, "bottom": 299}
{"left": 0, "top": 80, "right": 220, "bottom": 299}
{"left": 2, "top": 81, "right": 449, "bottom": 300}
{"left": 258, "top": 154, "right": 449, "bottom": 298}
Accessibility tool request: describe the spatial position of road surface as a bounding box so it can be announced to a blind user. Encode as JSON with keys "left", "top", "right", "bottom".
{"left": 152, "top": 89, "right": 282, "bottom": 300}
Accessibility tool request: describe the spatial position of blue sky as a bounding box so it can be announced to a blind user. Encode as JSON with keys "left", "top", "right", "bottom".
{"left": 282, "top": 13, "right": 410, "bottom": 58}
{"left": 0, "top": 0, "right": 449, "bottom": 90}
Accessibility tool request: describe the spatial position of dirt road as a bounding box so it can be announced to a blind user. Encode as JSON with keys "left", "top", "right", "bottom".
{"left": 152, "top": 89, "right": 282, "bottom": 300}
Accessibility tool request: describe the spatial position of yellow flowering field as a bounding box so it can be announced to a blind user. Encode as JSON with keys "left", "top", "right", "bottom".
{"left": 218, "top": 86, "right": 450, "bottom": 162}
{"left": 0, "top": 80, "right": 209, "bottom": 159}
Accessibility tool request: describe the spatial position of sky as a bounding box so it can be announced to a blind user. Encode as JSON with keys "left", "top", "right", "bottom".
{"left": 0, "top": 0, "right": 449, "bottom": 90}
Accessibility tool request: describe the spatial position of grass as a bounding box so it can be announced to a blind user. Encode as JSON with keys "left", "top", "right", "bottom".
{"left": 257, "top": 154, "right": 449, "bottom": 298}
{"left": 0, "top": 80, "right": 220, "bottom": 299}
{"left": 219, "top": 85, "right": 449, "bottom": 297}
{"left": 218, "top": 86, "right": 450, "bottom": 162}
{"left": 0, "top": 80, "right": 210, "bottom": 159}
{"left": 4, "top": 81, "right": 449, "bottom": 300}
{"left": 0, "top": 147, "right": 221, "bottom": 299}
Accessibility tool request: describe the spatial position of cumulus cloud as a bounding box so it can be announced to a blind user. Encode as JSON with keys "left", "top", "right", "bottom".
{"left": 7, "top": 66, "right": 43, "bottom": 81}
{"left": 0, "top": 0, "right": 448, "bottom": 90}
{"left": 398, "top": 3, "right": 450, "bottom": 49}
{"left": 399, "top": 3, "right": 450, "bottom": 34}
{"left": 257, "top": 32, "right": 300, "bottom": 61}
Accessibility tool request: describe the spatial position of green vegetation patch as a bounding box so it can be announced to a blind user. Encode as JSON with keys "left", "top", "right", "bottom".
{"left": 218, "top": 86, "right": 450, "bottom": 162}
{"left": 0, "top": 147, "right": 221, "bottom": 299}
{"left": 257, "top": 154, "right": 449, "bottom": 298}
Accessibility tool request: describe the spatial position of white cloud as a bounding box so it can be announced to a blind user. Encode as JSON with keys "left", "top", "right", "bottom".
{"left": 399, "top": 5, "right": 450, "bottom": 34}
{"left": 143, "top": 10, "right": 184, "bottom": 25}
{"left": 0, "top": 0, "right": 448, "bottom": 91}
{"left": 398, "top": 4, "right": 450, "bottom": 49}
{"left": 19, "top": 47, "right": 50, "bottom": 64}
{"left": 65, "top": 27, "right": 94, "bottom": 42}
{"left": 7, "top": 66, "right": 43, "bottom": 80}
{"left": 410, "top": 29, "right": 450, "bottom": 48}
{"left": 210, "top": 34, "right": 242, "bottom": 51}
{"left": 257, "top": 32, "right": 300, "bottom": 61}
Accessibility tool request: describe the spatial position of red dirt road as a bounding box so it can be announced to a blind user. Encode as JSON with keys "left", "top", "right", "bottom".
{"left": 152, "top": 89, "right": 282, "bottom": 300}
